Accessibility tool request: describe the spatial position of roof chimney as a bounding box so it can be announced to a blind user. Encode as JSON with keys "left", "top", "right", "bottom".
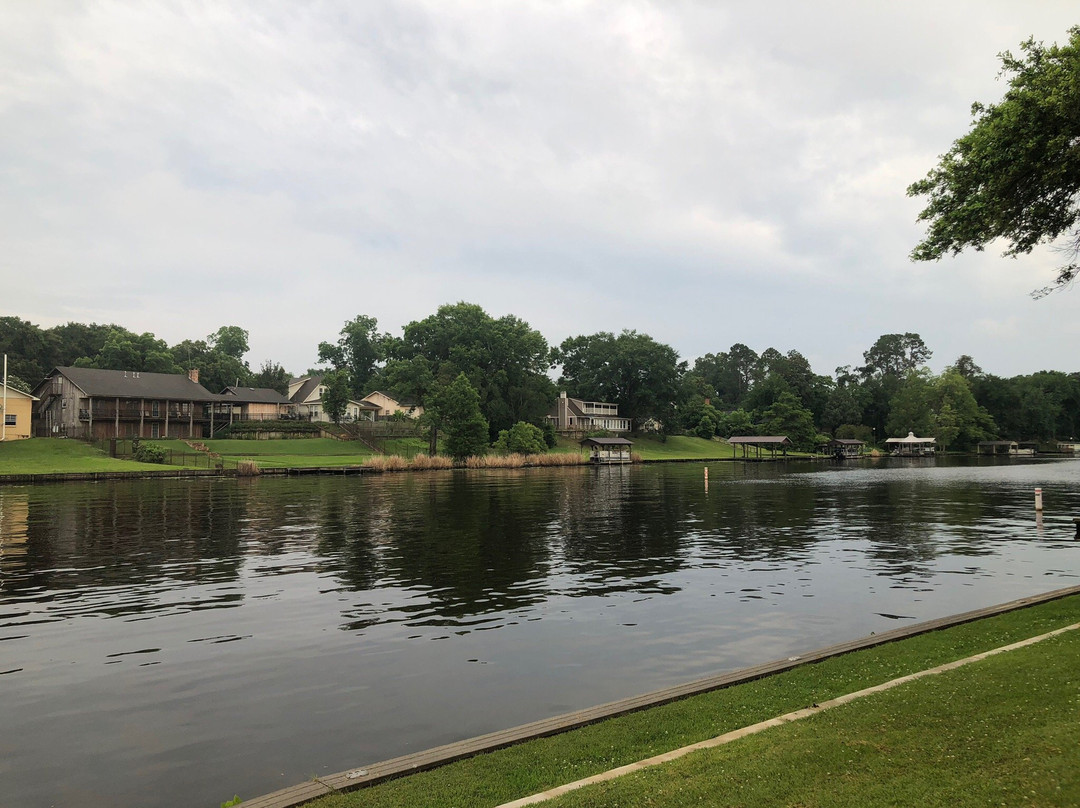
{"left": 188, "top": 368, "right": 199, "bottom": 384}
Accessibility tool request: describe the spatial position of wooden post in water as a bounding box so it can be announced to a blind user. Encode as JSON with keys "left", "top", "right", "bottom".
{"left": 1035, "top": 487, "right": 1044, "bottom": 512}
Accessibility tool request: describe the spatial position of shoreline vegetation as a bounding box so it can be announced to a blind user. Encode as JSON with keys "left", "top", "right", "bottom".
{"left": 0, "top": 434, "right": 814, "bottom": 481}
{"left": 245, "top": 590, "right": 1080, "bottom": 808}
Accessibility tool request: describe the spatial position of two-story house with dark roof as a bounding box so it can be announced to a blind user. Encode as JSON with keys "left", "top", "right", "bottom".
{"left": 547, "top": 391, "right": 631, "bottom": 434}
{"left": 32, "top": 367, "right": 219, "bottom": 439}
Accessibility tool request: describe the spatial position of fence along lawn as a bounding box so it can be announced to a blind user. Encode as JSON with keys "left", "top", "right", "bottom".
{"left": 201, "top": 438, "right": 375, "bottom": 468}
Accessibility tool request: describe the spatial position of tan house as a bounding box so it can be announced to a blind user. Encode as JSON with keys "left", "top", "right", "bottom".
{"left": 1, "top": 384, "right": 38, "bottom": 441}
{"left": 361, "top": 390, "right": 424, "bottom": 419}
{"left": 220, "top": 386, "right": 293, "bottom": 421}
{"left": 288, "top": 376, "right": 380, "bottom": 422}
{"left": 548, "top": 391, "right": 631, "bottom": 434}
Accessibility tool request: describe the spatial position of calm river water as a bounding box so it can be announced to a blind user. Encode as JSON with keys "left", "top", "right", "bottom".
{"left": 1, "top": 458, "right": 1078, "bottom": 807}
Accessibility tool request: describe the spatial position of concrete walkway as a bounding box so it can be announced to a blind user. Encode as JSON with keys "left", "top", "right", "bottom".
{"left": 494, "top": 621, "right": 1080, "bottom": 807}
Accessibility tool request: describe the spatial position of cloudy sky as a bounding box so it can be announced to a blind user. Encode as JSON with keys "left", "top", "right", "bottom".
{"left": 2, "top": 1, "right": 1077, "bottom": 379}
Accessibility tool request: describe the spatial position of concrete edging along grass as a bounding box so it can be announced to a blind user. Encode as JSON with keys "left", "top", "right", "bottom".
{"left": 240, "top": 583, "right": 1080, "bottom": 808}
{"left": 493, "top": 621, "right": 1080, "bottom": 807}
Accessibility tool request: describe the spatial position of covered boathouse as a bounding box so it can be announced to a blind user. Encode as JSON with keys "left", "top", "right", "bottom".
{"left": 820, "top": 438, "right": 866, "bottom": 458}
{"left": 727, "top": 436, "right": 792, "bottom": 459}
{"left": 885, "top": 431, "right": 936, "bottom": 456}
{"left": 580, "top": 437, "right": 634, "bottom": 464}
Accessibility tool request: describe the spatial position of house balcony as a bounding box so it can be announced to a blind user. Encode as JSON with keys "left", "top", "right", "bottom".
{"left": 79, "top": 406, "right": 206, "bottom": 422}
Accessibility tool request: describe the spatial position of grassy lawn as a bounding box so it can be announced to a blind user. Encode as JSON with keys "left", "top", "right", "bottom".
{"left": 548, "top": 629, "right": 1080, "bottom": 808}
{"left": 202, "top": 438, "right": 374, "bottom": 468}
{"left": 631, "top": 435, "right": 736, "bottom": 459}
{"left": 0, "top": 438, "right": 183, "bottom": 474}
{"left": 299, "top": 593, "right": 1080, "bottom": 808}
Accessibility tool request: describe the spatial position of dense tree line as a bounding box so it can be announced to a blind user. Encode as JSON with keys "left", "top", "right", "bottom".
{"left": 0, "top": 316, "right": 288, "bottom": 395}
{"left": 4, "top": 311, "right": 1078, "bottom": 452}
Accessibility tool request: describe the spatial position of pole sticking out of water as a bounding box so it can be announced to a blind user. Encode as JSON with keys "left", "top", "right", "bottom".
{"left": 704, "top": 466, "right": 708, "bottom": 494}
{"left": 1035, "top": 487, "right": 1044, "bottom": 512}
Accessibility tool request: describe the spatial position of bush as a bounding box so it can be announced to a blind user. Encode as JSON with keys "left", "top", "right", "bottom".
{"left": 133, "top": 443, "right": 167, "bottom": 464}
{"left": 494, "top": 422, "right": 547, "bottom": 455}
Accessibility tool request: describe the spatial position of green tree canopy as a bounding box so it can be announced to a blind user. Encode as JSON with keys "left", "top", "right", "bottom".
{"left": 320, "top": 370, "right": 352, "bottom": 424}
{"left": 758, "top": 392, "right": 818, "bottom": 451}
{"left": 252, "top": 360, "right": 290, "bottom": 395}
{"left": 433, "top": 372, "right": 489, "bottom": 460}
{"left": 493, "top": 421, "right": 547, "bottom": 455}
{"left": 385, "top": 302, "right": 553, "bottom": 439}
{"left": 908, "top": 27, "right": 1080, "bottom": 296}
{"left": 554, "top": 330, "right": 685, "bottom": 429}
{"left": 318, "top": 315, "right": 387, "bottom": 397}
{"left": 208, "top": 326, "right": 250, "bottom": 360}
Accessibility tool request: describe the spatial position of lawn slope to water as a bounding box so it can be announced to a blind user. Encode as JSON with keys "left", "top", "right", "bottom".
{"left": 297, "top": 593, "right": 1080, "bottom": 808}
{"left": 202, "top": 438, "right": 375, "bottom": 468}
{"left": 0, "top": 438, "right": 183, "bottom": 474}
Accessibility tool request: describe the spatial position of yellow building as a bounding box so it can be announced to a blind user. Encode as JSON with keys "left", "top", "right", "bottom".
{"left": 0, "top": 384, "right": 37, "bottom": 441}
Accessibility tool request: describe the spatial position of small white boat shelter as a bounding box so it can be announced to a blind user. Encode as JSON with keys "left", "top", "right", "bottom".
{"left": 885, "top": 431, "right": 936, "bottom": 456}
{"left": 580, "top": 437, "right": 634, "bottom": 464}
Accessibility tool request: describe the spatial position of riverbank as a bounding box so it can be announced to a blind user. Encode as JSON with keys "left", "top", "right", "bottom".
{"left": 0, "top": 435, "right": 755, "bottom": 482}
{"left": 243, "top": 587, "right": 1080, "bottom": 808}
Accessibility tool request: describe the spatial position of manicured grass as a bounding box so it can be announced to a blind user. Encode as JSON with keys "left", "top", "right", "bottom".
{"left": 300, "top": 594, "right": 1080, "bottom": 808}
{"left": 631, "top": 435, "right": 736, "bottom": 460}
{"left": 203, "top": 438, "right": 374, "bottom": 469}
{"left": 0, "top": 438, "right": 183, "bottom": 473}
{"left": 550, "top": 630, "right": 1080, "bottom": 808}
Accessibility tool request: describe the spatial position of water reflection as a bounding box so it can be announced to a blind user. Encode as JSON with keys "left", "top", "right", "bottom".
{"left": 0, "top": 459, "right": 1078, "bottom": 808}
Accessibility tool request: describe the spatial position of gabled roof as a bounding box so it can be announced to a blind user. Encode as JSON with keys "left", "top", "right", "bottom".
{"left": 728, "top": 436, "right": 792, "bottom": 445}
{"left": 222, "top": 386, "right": 291, "bottom": 404}
{"left": 885, "top": 432, "right": 936, "bottom": 444}
{"left": 580, "top": 437, "right": 634, "bottom": 447}
{"left": 363, "top": 390, "right": 420, "bottom": 408}
{"left": 38, "top": 367, "right": 216, "bottom": 401}
{"left": 1, "top": 384, "right": 37, "bottom": 401}
{"left": 290, "top": 376, "right": 323, "bottom": 404}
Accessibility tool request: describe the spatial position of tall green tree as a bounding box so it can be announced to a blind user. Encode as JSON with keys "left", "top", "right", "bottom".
{"left": 433, "top": 373, "right": 489, "bottom": 460}
{"left": 554, "top": 330, "right": 685, "bottom": 429}
{"left": 170, "top": 336, "right": 252, "bottom": 392}
{"left": 885, "top": 369, "right": 935, "bottom": 438}
{"left": 908, "top": 26, "right": 1080, "bottom": 296}
{"left": 0, "top": 316, "right": 54, "bottom": 383}
{"left": 386, "top": 303, "right": 553, "bottom": 439}
{"left": 252, "top": 360, "right": 290, "bottom": 395}
{"left": 859, "top": 333, "right": 933, "bottom": 438}
{"left": 758, "top": 392, "right": 817, "bottom": 451}
{"left": 930, "top": 370, "right": 996, "bottom": 450}
{"left": 208, "top": 326, "right": 250, "bottom": 360}
{"left": 77, "top": 329, "right": 180, "bottom": 374}
{"left": 320, "top": 370, "right": 352, "bottom": 424}
{"left": 318, "top": 315, "right": 387, "bottom": 397}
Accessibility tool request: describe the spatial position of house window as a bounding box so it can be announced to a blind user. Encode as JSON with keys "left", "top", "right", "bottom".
{"left": 152, "top": 401, "right": 160, "bottom": 417}
{"left": 4, "top": 414, "right": 15, "bottom": 426}
{"left": 151, "top": 423, "right": 160, "bottom": 438}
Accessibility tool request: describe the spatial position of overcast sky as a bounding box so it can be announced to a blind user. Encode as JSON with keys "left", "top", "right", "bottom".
{"left": 2, "top": 2, "right": 1077, "bottom": 380}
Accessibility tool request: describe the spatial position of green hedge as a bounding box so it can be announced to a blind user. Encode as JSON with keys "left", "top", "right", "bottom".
{"left": 213, "top": 420, "right": 321, "bottom": 438}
